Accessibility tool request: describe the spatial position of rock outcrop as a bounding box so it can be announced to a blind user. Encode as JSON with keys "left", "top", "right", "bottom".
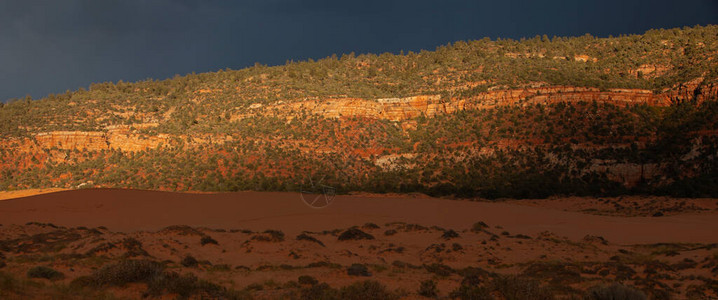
{"left": 239, "top": 79, "right": 717, "bottom": 122}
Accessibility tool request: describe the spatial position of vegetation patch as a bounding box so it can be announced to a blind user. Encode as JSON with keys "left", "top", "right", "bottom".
{"left": 585, "top": 283, "right": 647, "bottom": 300}
{"left": 200, "top": 235, "right": 219, "bottom": 246}
{"left": 296, "top": 233, "right": 325, "bottom": 247}
{"left": 251, "top": 230, "right": 285, "bottom": 242}
{"left": 26, "top": 266, "right": 64, "bottom": 280}
{"left": 347, "top": 264, "right": 372, "bottom": 276}
{"left": 338, "top": 228, "right": 374, "bottom": 241}
{"left": 70, "top": 259, "right": 249, "bottom": 299}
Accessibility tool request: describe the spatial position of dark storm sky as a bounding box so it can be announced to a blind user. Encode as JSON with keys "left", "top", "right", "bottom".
{"left": 1, "top": 0, "right": 716, "bottom": 103}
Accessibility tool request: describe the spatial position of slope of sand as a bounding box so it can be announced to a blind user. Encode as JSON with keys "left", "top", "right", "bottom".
{"left": 0, "top": 188, "right": 716, "bottom": 244}
{"left": 0, "top": 188, "right": 68, "bottom": 201}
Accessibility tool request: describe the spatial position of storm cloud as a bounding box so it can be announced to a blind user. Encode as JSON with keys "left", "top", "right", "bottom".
{"left": 1, "top": 0, "right": 716, "bottom": 102}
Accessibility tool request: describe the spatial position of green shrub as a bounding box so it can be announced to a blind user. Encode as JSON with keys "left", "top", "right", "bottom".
{"left": 27, "top": 266, "right": 64, "bottom": 280}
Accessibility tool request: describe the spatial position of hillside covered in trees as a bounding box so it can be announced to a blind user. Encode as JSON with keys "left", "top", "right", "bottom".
{"left": 1, "top": 25, "right": 717, "bottom": 198}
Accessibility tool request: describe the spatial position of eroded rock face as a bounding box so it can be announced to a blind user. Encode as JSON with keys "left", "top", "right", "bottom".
{"left": 238, "top": 79, "right": 717, "bottom": 122}
{"left": 33, "top": 131, "right": 108, "bottom": 152}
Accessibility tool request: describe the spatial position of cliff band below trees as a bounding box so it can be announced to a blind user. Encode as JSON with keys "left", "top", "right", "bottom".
{"left": 240, "top": 78, "right": 716, "bottom": 122}
{"left": 4, "top": 78, "right": 716, "bottom": 155}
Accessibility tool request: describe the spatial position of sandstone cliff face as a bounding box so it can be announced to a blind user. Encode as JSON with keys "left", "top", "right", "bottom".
{"left": 33, "top": 131, "right": 108, "bottom": 152}
{"left": 238, "top": 79, "right": 716, "bottom": 122}
{"left": 28, "top": 124, "right": 168, "bottom": 153}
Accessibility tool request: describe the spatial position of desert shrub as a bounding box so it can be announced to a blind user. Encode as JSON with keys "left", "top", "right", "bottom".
{"left": 424, "top": 263, "right": 454, "bottom": 277}
{"left": 442, "top": 229, "right": 460, "bottom": 240}
{"left": 392, "top": 260, "right": 411, "bottom": 268}
{"left": 459, "top": 267, "right": 492, "bottom": 286}
{"left": 298, "top": 275, "right": 319, "bottom": 285}
{"left": 300, "top": 282, "right": 339, "bottom": 300}
{"left": 296, "top": 233, "right": 325, "bottom": 247}
{"left": 363, "top": 223, "right": 380, "bottom": 229}
{"left": 492, "top": 275, "right": 554, "bottom": 300}
{"left": 210, "top": 264, "right": 231, "bottom": 271}
{"left": 418, "top": 279, "right": 438, "bottom": 298}
{"left": 585, "top": 283, "right": 647, "bottom": 300}
{"left": 339, "top": 280, "right": 398, "bottom": 300}
{"left": 400, "top": 224, "right": 428, "bottom": 231}
{"left": 306, "top": 261, "right": 342, "bottom": 269}
{"left": 121, "top": 237, "right": 149, "bottom": 257}
{"left": 522, "top": 261, "right": 582, "bottom": 285}
{"left": 338, "top": 228, "right": 374, "bottom": 241}
{"left": 27, "top": 266, "right": 64, "bottom": 280}
{"left": 200, "top": 235, "right": 218, "bottom": 246}
{"left": 450, "top": 285, "right": 494, "bottom": 300}
{"left": 181, "top": 255, "right": 199, "bottom": 268}
{"left": 471, "top": 221, "right": 489, "bottom": 232}
{"left": 74, "top": 259, "right": 250, "bottom": 299}
{"left": 251, "top": 230, "right": 285, "bottom": 242}
{"left": 148, "top": 271, "right": 250, "bottom": 299}
{"left": 347, "top": 264, "right": 372, "bottom": 276}
{"left": 88, "top": 260, "right": 163, "bottom": 286}
{"left": 161, "top": 225, "right": 203, "bottom": 236}
{"left": 452, "top": 243, "right": 463, "bottom": 251}
{"left": 69, "top": 275, "right": 95, "bottom": 288}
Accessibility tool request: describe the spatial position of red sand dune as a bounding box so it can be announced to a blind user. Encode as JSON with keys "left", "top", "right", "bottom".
{"left": 0, "top": 188, "right": 716, "bottom": 244}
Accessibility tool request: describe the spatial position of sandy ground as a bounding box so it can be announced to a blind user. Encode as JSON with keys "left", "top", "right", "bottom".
{"left": 1, "top": 189, "right": 718, "bottom": 299}
{"left": 0, "top": 188, "right": 717, "bottom": 244}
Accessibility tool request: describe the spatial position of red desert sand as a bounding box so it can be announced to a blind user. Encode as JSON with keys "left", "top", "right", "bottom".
{"left": 0, "top": 188, "right": 716, "bottom": 244}
{"left": 1, "top": 189, "right": 718, "bottom": 299}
